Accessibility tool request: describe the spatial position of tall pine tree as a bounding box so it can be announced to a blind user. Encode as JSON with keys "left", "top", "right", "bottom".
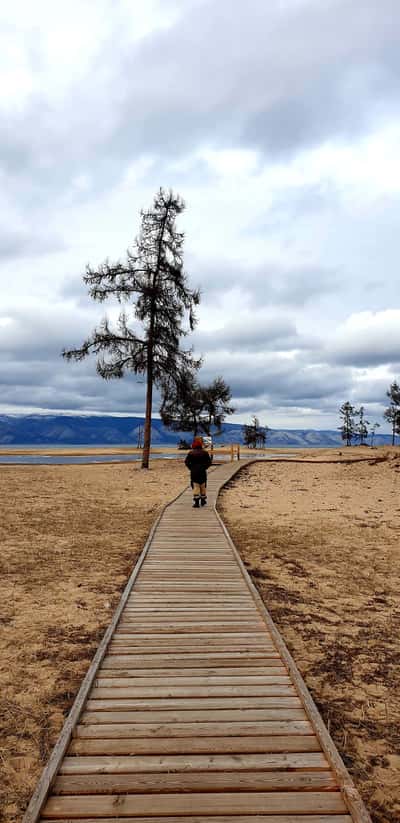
{"left": 160, "top": 371, "right": 234, "bottom": 438}
{"left": 339, "top": 401, "right": 356, "bottom": 446}
{"left": 383, "top": 380, "right": 400, "bottom": 446}
{"left": 63, "top": 188, "right": 200, "bottom": 468}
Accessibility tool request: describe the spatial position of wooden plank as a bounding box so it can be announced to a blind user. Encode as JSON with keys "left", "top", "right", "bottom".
{"left": 109, "top": 639, "right": 273, "bottom": 647}
{"left": 113, "top": 630, "right": 268, "bottom": 638}
{"left": 92, "top": 683, "right": 294, "bottom": 696}
{"left": 122, "top": 605, "right": 256, "bottom": 610}
{"left": 96, "top": 666, "right": 288, "bottom": 679}
{"left": 60, "top": 751, "right": 330, "bottom": 774}
{"left": 94, "top": 677, "right": 292, "bottom": 690}
{"left": 42, "top": 790, "right": 348, "bottom": 817}
{"left": 75, "top": 720, "right": 314, "bottom": 738}
{"left": 108, "top": 649, "right": 274, "bottom": 656}
{"left": 137, "top": 573, "right": 242, "bottom": 579}
{"left": 115, "top": 626, "right": 266, "bottom": 634}
{"left": 127, "top": 596, "right": 254, "bottom": 602}
{"left": 85, "top": 696, "right": 302, "bottom": 710}
{"left": 101, "top": 654, "right": 281, "bottom": 669}
{"left": 53, "top": 770, "right": 338, "bottom": 794}
{"left": 86, "top": 700, "right": 304, "bottom": 719}
{"left": 42, "top": 816, "right": 352, "bottom": 823}
{"left": 127, "top": 602, "right": 255, "bottom": 607}
{"left": 101, "top": 659, "right": 284, "bottom": 671}
{"left": 113, "top": 632, "right": 273, "bottom": 645}
{"left": 120, "top": 603, "right": 259, "bottom": 617}
{"left": 81, "top": 708, "right": 307, "bottom": 724}
{"left": 107, "top": 644, "right": 274, "bottom": 653}
{"left": 140, "top": 562, "right": 239, "bottom": 567}
{"left": 117, "top": 616, "right": 260, "bottom": 623}
{"left": 69, "top": 734, "right": 322, "bottom": 756}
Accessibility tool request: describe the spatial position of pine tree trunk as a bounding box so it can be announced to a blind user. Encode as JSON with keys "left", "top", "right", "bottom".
{"left": 141, "top": 201, "right": 169, "bottom": 469}
{"left": 142, "top": 342, "right": 154, "bottom": 469}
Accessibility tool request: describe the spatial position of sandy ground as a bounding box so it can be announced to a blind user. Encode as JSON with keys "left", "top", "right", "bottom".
{"left": 1, "top": 448, "right": 399, "bottom": 823}
{"left": 219, "top": 448, "right": 400, "bottom": 823}
{"left": 0, "top": 460, "right": 187, "bottom": 822}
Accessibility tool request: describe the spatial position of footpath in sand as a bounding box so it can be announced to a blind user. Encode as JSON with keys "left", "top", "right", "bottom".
{"left": 219, "top": 448, "right": 400, "bottom": 823}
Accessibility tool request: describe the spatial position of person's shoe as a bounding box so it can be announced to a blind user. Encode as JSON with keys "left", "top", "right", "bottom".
{"left": 200, "top": 497, "right": 207, "bottom": 506}
{"left": 193, "top": 498, "right": 200, "bottom": 508}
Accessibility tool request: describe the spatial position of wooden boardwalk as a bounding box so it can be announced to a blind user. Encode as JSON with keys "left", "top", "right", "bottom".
{"left": 24, "top": 461, "right": 371, "bottom": 823}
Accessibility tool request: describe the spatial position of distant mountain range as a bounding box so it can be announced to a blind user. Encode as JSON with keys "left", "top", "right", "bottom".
{"left": 0, "top": 414, "right": 393, "bottom": 447}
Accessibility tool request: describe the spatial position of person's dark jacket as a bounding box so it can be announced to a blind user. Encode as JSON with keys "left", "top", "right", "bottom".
{"left": 185, "top": 447, "right": 212, "bottom": 484}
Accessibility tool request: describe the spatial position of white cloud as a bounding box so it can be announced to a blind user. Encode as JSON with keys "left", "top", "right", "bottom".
{"left": 328, "top": 310, "right": 400, "bottom": 367}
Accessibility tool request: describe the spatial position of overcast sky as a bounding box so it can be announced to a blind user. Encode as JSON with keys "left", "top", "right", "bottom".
{"left": 1, "top": 0, "right": 399, "bottom": 430}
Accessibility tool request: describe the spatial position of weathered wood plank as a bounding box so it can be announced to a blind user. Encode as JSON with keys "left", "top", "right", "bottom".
{"left": 110, "top": 635, "right": 271, "bottom": 643}
{"left": 41, "top": 815, "right": 352, "bottom": 823}
{"left": 68, "top": 734, "right": 322, "bottom": 756}
{"left": 75, "top": 720, "right": 314, "bottom": 738}
{"left": 60, "top": 751, "right": 330, "bottom": 774}
{"left": 107, "top": 644, "right": 274, "bottom": 653}
{"left": 85, "top": 696, "right": 302, "bottom": 710}
{"left": 101, "top": 656, "right": 284, "bottom": 669}
{"left": 53, "top": 770, "right": 338, "bottom": 794}
{"left": 81, "top": 708, "right": 307, "bottom": 724}
{"left": 91, "top": 683, "right": 294, "bottom": 696}
{"left": 42, "top": 790, "right": 347, "bottom": 817}
{"left": 95, "top": 666, "right": 288, "bottom": 679}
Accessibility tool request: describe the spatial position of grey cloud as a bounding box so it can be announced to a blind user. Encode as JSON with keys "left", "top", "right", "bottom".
{"left": 113, "top": 0, "right": 400, "bottom": 160}
{"left": 327, "top": 331, "right": 400, "bottom": 368}
{"left": 0, "top": 351, "right": 148, "bottom": 415}
{"left": 198, "top": 350, "right": 351, "bottom": 409}
{"left": 0, "top": 297, "right": 149, "bottom": 414}
{"left": 193, "top": 316, "right": 300, "bottom": 353}
{"left": 2, "top": 0, "right": 400, "bottom": 207}
{"left": 192, "top": 256, "right": 340, "bottom": 309}
{"left": 0, "top": 228, "right": 64, "bottom": 261}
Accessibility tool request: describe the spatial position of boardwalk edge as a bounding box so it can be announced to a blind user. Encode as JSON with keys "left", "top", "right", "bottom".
{"left": 214, "top": 459, "right": 372, "bottom": 823}
{"left": 22, "top": 479, "right": 190, "bottom": 823}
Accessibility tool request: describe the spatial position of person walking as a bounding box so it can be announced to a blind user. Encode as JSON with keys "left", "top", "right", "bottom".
{"left": 185, "top": 437, "right": 212, "bottom": 508}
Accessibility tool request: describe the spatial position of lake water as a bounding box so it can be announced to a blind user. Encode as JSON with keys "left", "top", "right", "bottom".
{"left": 0, "top": 449, "right": 295, "bottom": 465}
{"left": 0, "top": 453, "right": 177, "bottom": 465}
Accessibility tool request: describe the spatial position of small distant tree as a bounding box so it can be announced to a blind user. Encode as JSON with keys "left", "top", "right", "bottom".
{"left": 370, "top": 422, "right": 380, "bottom": 448}
{"left": 355, "top": 405, "right": 369, "bottom": 445}
{"left": 243, "top": 416, "right": 268, "bottom": 448}
{"left": 62, "top": 188, "right": 200, "bottom": 469}
{"left": 177, "top": 438, "right": 191, "bottom": 450}
{"left": 383, "top": 380, "right": 400, "bottom": 446}
{"left": 339, "top": 401, "right": 357, "bottom": 446}
{"left": 160, "top": 371, "right": 234, "bottom": 438}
